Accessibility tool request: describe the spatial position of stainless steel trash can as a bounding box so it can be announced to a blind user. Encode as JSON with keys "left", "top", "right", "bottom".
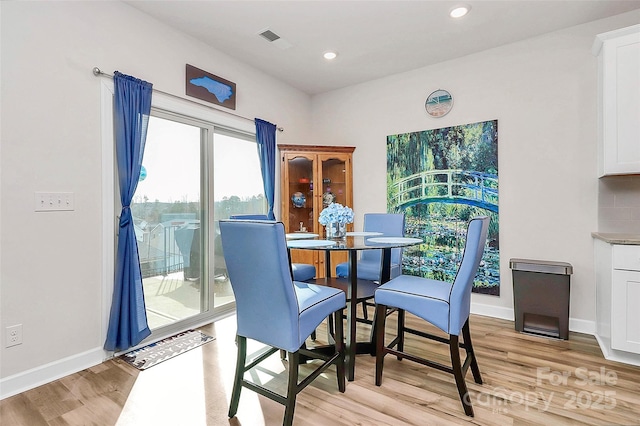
{"left": 510, "top": 258, "right": 573, "bottom": 340}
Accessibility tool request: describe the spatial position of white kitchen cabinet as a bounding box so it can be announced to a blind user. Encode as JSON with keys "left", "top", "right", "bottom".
{"left": 594, "top": 238, "right": 640, "bottom": 366}
{"left": 611, "top": 245, "right": 640, "bottom": 353}
{"left": 593, "top": 25, "right": 640, "bottom": 177}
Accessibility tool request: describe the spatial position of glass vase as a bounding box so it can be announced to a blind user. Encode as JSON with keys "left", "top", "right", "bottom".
{"left": 325, "top": 222, "right": 346, "bottom": 239}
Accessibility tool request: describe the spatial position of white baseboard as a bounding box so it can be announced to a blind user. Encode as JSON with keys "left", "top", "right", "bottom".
{"left": 569, "top": 318, "right": 596, "bottom": 335}
{"left": 470, "top": 302, "right": 514, "bottom": 321}
{"left": 0, "top": 347, "right": 105, "bottom": 400}
{"left": 595, "top": 333, "right": 613, "bottom": 358}
{"left": 471, "top": 302, "right": 597, "bottom": 336}
{"left": 594, "top": 333, "right": 640, "bottom": 367}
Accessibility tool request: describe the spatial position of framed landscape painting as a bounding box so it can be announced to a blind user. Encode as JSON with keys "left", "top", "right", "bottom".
{"left": 387, "top": 120, "right": 500, "bottom": 295}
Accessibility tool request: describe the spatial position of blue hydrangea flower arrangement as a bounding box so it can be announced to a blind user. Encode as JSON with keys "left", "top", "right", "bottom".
{"left": 318, "top": 203, "right": 354, "bottom": 225}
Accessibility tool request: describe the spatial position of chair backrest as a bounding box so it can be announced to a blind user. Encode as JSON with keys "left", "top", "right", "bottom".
{"left": 229, "top": 214, "right": 270, "bottom": 220}
{"left": 449, "top": 216, "right": 490, "bottom": 334}
{"left": 219, "top": 220, "right": 300, "bottom": 350}
{"left": 361, "top": 213, "right": 406, "bottom": 265}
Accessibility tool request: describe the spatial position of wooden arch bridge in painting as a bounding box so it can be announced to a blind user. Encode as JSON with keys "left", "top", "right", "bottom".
{"left": 388, "top": 169, "right": 499, "bottom": 213}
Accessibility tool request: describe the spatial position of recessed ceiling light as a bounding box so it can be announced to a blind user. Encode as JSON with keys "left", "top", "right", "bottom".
{"left": 323, "top": 51, "right": 338, "bottom": 60}
{"left": 450, "top": 5, "right": 470, "bottom": 18}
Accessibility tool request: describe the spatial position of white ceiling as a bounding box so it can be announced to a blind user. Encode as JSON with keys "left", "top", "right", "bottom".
{"left": 126, "top": 0, "right": 640, "bottom": 95}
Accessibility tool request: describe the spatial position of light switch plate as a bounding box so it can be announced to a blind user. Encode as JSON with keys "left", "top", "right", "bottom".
{"left": 34, "top": 192, "right": 74, "bottom": 211}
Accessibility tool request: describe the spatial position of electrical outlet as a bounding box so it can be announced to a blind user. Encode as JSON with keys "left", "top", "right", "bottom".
{"left": 6, "top": 324, "right": 23, "bottom": 347}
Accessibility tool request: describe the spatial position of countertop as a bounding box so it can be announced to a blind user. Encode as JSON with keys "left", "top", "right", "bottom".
{"left": 592, "top": 232, "right": 640, "bottom": 245}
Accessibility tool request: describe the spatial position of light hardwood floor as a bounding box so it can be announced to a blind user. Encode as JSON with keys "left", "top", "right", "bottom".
{"left": 2, "top": 313, "right": 639, "bottom": 425}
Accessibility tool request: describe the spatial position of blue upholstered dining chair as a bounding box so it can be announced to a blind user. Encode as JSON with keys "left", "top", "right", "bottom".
{"left": 229, "top": 214, "right": 316, "bottom": 281}
{"left": 335, "top": 213, "right": 405, "bottom": 280}
{"left": 335, "top": 213, "right": 405, "bottom": 321}
{"left": 220, "top": 220, "right": 346, "bottom": 426}
{"left": 373, "top": 216, "right": 490, "bottom": 417}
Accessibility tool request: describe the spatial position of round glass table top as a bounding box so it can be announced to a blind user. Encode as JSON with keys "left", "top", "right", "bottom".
{"left": 285, "top": 232, "right": 319, "bottom": 239}
{"left": 287, "top": 239, "right": 337, "bottom": 248}
{"left": 286, "top": 235, "right": 422, "bottom": 251}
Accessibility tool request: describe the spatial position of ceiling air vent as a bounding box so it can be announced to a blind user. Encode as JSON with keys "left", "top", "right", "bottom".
{"left": 258, "top": 28, "right": 292, "bottom": 50}
{"left": 259, "top": 29, "right": 280, "bottom": 42}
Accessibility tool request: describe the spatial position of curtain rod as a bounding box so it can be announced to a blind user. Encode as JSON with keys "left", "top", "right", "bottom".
{"left": 92, "top": 67, "right": 284, "bottom": 132}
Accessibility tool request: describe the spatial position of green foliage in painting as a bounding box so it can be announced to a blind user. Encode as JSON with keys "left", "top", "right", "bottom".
{"left": 387, "top": 120, "right": 497, "bottom": 178}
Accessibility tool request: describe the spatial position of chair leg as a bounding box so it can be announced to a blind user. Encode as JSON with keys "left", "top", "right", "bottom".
{"left": 462, "top": 320, "right": 483, "bottom": 384}
{"left": 327, "top": 312, "right": 335, "bottom": 342}
{"left": 449, "top": 334, "right": 474, "bottom": 417}
{"left": 374, "top": 303, "right": 387, "bottom": 386}
{"left": 283, "top": 350, "right": 300, "bottom": 426}
{"left": 335, "top": 309, "right": 346, "bottom": 392}
{"left": 361, "top": 301, "right": 369, "bottom": 320}
{"left": 397, "top": 308, "right": 405, "bottom": 359}
{"left": 228, "top": 335, "right": 247, "bottom": 418}
{"left": 369, "top": 303, "right": 378, "bottom": 356}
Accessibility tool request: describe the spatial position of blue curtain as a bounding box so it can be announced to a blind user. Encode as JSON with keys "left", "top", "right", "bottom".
{"left": 255, "top": 118, "right": 277, "bottom": 220}
{"left": 105, "top": 72, "right": 153, "bottom": 351}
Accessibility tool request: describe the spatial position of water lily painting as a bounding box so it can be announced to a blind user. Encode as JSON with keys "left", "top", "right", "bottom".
{"left": 387, "top": 120, "right": 500, "bottom": 295}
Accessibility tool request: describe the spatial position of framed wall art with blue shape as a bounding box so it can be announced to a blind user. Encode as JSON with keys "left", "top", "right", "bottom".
{"left": 186, "top": 64, "right": 236, "bottom": 110}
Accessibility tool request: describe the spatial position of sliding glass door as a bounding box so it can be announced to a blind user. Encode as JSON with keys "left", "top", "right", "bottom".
{"left": 130, "top": 111, "right": 266, "bottom": 333}
{"left": 133, "top": 113, "right": 209, "bottom": 330}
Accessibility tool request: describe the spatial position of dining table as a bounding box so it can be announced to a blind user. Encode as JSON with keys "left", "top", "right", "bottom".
{"left": 286, "top": 231, "right": 423, "bottom": 381}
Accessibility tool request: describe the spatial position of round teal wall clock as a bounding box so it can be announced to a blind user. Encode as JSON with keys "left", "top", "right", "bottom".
{"left": 425, "top": 89, "right": 453, "bottom": 117}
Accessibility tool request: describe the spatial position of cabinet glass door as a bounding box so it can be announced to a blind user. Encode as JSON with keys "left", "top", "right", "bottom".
{"left": 283, "top": 153, "right": 319, "bottom": 275}
{"left": 319, "top": 153, "right": 351, "bottom": 271}
{"left": 285, "top": 154, "right": 316, "bottom": 233}
{"left": 319, "top": 154, "right": 350, "bottom": 211}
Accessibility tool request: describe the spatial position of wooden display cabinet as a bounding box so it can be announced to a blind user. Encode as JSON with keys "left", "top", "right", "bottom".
{"left": 279, "top": 145, "right": 355, "bottom": 278}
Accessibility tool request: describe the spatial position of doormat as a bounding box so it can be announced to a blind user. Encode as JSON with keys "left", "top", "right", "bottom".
{"left": 120, "top": 330, "right": 214, "bottom": 370}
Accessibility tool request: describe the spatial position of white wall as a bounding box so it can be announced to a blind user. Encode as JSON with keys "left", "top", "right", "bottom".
{"left": 309, "top": 11, "right": 640, "bottom": 326}
{"left": 0, "top": 1, "right": 310, "bottom": 393}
